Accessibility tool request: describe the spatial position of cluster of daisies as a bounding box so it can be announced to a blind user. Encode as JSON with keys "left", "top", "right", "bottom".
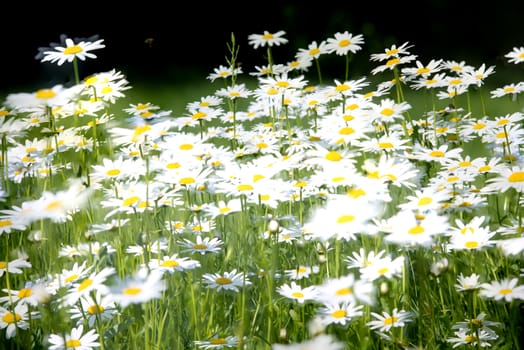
{"left": 0, "top": 29, "right": 524, "bottom": 349}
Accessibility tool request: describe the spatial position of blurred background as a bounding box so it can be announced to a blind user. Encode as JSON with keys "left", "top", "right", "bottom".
{"left": 2, "top": 1, "right": 524, "bottom": 99}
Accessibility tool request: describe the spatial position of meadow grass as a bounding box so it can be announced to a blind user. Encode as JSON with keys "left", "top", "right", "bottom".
{"left": 0, "top": 31, "right": 523, "bottom": 350}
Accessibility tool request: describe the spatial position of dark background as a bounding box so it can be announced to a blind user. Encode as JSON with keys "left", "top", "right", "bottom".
{"left": 2, "top": 1, "right": 524, "bottom": 93}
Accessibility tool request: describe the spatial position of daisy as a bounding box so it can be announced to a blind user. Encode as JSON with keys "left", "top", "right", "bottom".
{"left": 284, "top": 265, "right": 319, "bottom": 280}
{"left": 455, "top": 272, "right": 480, "bottom": 292}
{"left": 446, "top": 227, "right": 497, "bottom": 251}
{"left": 47, "top": 324, "right": 100, "bottom": 350}
{"left": 410, "top": 144, "right": 463, "bottom": 165}
{"left": 194, "top": 335, "right": 238, "bottom": 349}
{"left": 207, "top": 65, "right": 243, "bottom": 82}
{"left": 0, "top": 257, "right": 31, "bottom": 277}
{"left": 447, "top": 329, "right": 497, "bottom": 348}
{"left": 325, "top": 31, "right": 364, "bottom": 56}
{"left": 110, "top": 268, "right": 166, "bottom": 307}
{"left": 317, "top": 301, "right": 363, "bottom": 326}
{"left": 401, "top": 59, "right": 443, "bottom": 79}
{"left": 0, "top": 282, "right": 42, "bottom": 306}
{"left": 370, "top": 42, "right": 414, "bottom": 62}
{"left": 385, "top": 210, "right": 449, "bottom": 248}
{"left": 148, "top": 254, "right": 201, "bottom": 274}
{"left": 490, "top": 82, "right": 524, "bottom": 99}
{"left": 295, "top": 40, "right": 329, "bottom": 62}
{"left": 479, "top": 277, "right": 524, "bottom": 302}
{"left": 64, "top": 267, "right": 115, "bottom": 306}
{"left": 495, "top": 236, "right": 524, "bottom": 256}
{"left": 371, "top": 55, "right": 418, "bottom": 75}
{"left": 305, "top": 194, "right": 378, "bottom": 242}
{"left": 248, "top": 30, "right": 288, "bottom": 49}
{"left": 367, "top": 308, "right": 413, "bottom": 333}
{"left": 359, "top": 255, "right": 405, "bottom": 282}
{"left": 69, "top": 291, "right": 118, "bottom": 327}
{"left": 398, "top": 187, "right": 450, "bottom": 212}
{"left": 277, "top": 281, "right": 318, "bottom": 304}
{"left": 452, "top": 312, "right": 500, "bottom": 339}
{"left": 178, "top": 235, "right": 223, "bottom": 255}
{"left": 505, "top": 46, "right": 524, "bottom": 64}
{"left": 53, "top": 261, "right": 93, "bottom": 289}
{"left": 0, "top": 303, "right": 31, "bottom": 339}
{"left": 202, "top": 269, "right": 251, "bottom": 292}
{"left": 215, "top": 83, "right": 251, "bottom": 100}
{"left": 40, "top": 36, "right": 105, "bottom": 66}
{"left": 485, "top": 164, "right": 524, "bottom": 193}
{"left": 272, "top": 334, "right": 344, "bottom": 350}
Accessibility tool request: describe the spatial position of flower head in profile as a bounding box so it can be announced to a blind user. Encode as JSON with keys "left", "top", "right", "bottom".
{"left": 110, "top": 268, "right": 166, "bottom": 307}
{"left": 194, "top": 335, "right": 238, "bottom": 349}
{"left": 248, "top": 30, "right": 288, "bottom": 49}
{"left": 40, "top": 35, "right": 105, "bottom": 66}
{"left": 48, "top": 324, "right": 100, "bottom": 350}
{"left": 367, "top": 308, "right": 413, "bottom": 333}
{"left": 202, "top": 269, "right": 251, "bottom": 292}
{"left": 505, "top": 46, "right": 524, "bottom": 64}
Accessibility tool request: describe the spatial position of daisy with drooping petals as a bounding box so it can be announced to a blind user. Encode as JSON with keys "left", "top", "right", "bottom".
{"left": 366, "top": 308, "right": 413, "bottom": 333}
{"left": 248, "top": 30, "right": 288, "bottom": 49}
{"left": 148, "top": 254, "right": 201, "bottom": 274}
{"left": 277, "top": 281, "right": 318, "bottom": 304}
{"left": 479, "top": 277, "right": 524, "bottom": 302}
{"left": 455, "top": 273, "right": 482, "bottom": 292}
{"left": 47, "top": 324, "right": 100, "bottom": 350}
{"left": 110, "top": 268, "right": 166, "bottom": 307}
{"left": 194, "top": 335, "right": 239, "bottom": 349}
{"left": 485, "top": 164, "right": 524, "bottom": 193}
{"left": 505, "top": 46, "right": 524, "bottom": 64}
{"left": 178, "top": 235, "right": 224, "bottom": 255}
{"left": 0, "top": 257, "right": 31, "bottom": 277}
{"left": 40, "top": 36, "right": 105, "bottom": 66}
{"left": 64, "top": 267, "right": 115, "bottom": 306}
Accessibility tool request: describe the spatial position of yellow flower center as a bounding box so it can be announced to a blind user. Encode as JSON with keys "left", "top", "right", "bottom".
{"left": 418, "top": 197, "right": 432, "bottom": 206}
{"left": 123, "top": 196, "right": 140, "bottom": 207}
{"left": 35, "top": 89, "right": 57, "bottom": 99}
{"left": 381, "top": 108, "right": 394, "bottom": 116}
{"left": 339, "top": 39, "right": 350, "bottom": 47}
{"left": 65, "top": 339, "right": 82, "bottom": 347}
{"left": 499, "top": 288, "right": 512, "bottom": 295}
{"left": 17, "top": 288, "right": 32, "bottom": 299}
{"left": 123, "top": 287, "right": 142, "bottom": 295}
{"left": 508, "top": 171, "right": 524, "bottom": 182}
{"left": 465, "top": 241, "right": 479, "bottom": 249}
{"left": 339, "top": 127, "right": 355, "bottom": 135}
{"left": 78, "top": 279, "right": 93, "bottom": 291}
{"left": 161, "top": 260, "right": 180, "bottom": 267}
{"left": 325, "top": 151, "right": 342, "bottom": 161}
{"left": 215, "top": 277, "right": 232, "bottom": 285}
{"left": 211, "top": 338, "right": 227, "bottom": 345}
{"left": 332, "top": 310, "right": 347, "bottom": 318}
{"left": 291, "top": 292, "right": 304, "bottom": 298}
{"left": 408, "top": 225, "right": 425, "bottom": 235}
{"left": 2, "top": 312, "right": 21, "bottom": 324}
{"left": 335, "top": 287, "right": 352, "bottom": 296}
{"left": 87, "top": 304, "right": 105, "bottom": 315}
{"left": 386, "top": 58, "right": 400, "bottom": 67}
{"left": 0, "top": 220, "right": 12, "bottom": 227}
{"left": 384, "top": 316, "right": 399, "bottom": 325}
{"left": 336, "top": 215, "right": 355, "bottom": 224}
{"left": 180, "top": 177, "right": 195, "bottom": 185}
{"left": 64, "top": 45, "right": 83, "bottom": 55}
{"left": 416, "top": 67, "right": 430, "bottom": 75}
{"left": 179, "top": 143, "right": 193, "bottom": 150}
{"left": 429, "top": 150, "right": 445, "bottom": 157}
